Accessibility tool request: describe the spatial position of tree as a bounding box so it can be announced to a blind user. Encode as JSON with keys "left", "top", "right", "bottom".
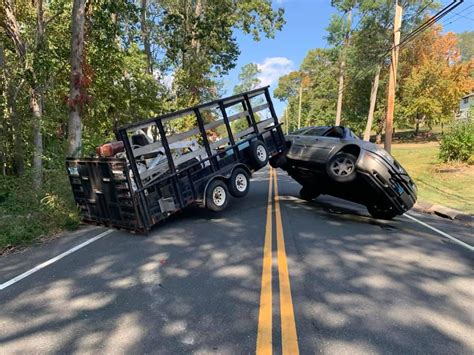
{"left": 457, "top": 31, "right": 474, "bottom": 63}
{"left": 327, "top": 0, "right": 355, "bottom": 125}
{"left": 1, "top": 0, "right": 45, "bottom": 185}
{"left": 159, "top": 0, "right": 285, "bottom": 106}
{"left": 67, "top": 0, "right": 86, "bottom": 157}
{"left": 399, "top": 25, "right": 474, "bottom": 132}
{"left": 233, "top": 63, "right": 261, "bottom": 94}
{"left": 274, "top": 49, "right": 339, "bottom": 133}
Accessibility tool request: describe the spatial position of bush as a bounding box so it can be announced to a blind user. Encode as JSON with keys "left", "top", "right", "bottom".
{"left": 439, "top": 120, "right": 474, "bottom": 163}
{"left": 0, "top": 170, "right": 80, "bottom": 250}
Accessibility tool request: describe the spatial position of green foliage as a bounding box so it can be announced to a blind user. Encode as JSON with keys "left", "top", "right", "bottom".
{"left": 456, "top": 31, "right": 474, "bottom": 62}
{"left": 233, "top": 63, "right": 261, "bottom": 94}
{"left": 0, "top": 170, "right": 80, "bottom": 249}
{"left": 159, "top": 0, "right": 284, "bottom": 105}
{"left": 0, "top": 0, "right": 286, "bottom": 248}
{"left": 439, "top": 120, "right": 474, "bottom": 163}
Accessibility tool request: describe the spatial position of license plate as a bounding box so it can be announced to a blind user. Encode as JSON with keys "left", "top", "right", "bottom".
{"left": 395, "top": 183, "right": 404, "bottom": 195}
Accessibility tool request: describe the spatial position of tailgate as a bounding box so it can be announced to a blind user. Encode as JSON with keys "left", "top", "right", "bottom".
{"left": 66, "top": 157, "right": 145, "bottom": 232}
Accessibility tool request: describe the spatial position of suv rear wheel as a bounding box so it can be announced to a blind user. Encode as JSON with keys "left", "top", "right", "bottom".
{"left": 299, "top": 186, "right": 320, "bottom": 201}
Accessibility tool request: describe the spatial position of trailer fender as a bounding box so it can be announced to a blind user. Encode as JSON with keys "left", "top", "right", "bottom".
{"left": 230, "top": 163, "right": 252, "bottom": 177}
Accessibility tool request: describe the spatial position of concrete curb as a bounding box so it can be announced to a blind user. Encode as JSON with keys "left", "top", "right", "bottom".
{"left": 413, "top": 201, "right": 473, "bottom": 223}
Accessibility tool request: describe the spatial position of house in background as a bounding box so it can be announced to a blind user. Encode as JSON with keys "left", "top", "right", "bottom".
{"left": 457, "top": 93, "right": 473, "bottom": 120}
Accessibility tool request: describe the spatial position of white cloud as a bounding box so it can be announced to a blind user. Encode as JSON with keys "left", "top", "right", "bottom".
{"left": 257, "top": 57, "right": 294, "bottom": 87}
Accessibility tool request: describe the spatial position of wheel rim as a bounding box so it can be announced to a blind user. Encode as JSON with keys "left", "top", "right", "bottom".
{"left": 213, "top": 186, "right": 226, "bottom": 206}
{"left": 235, "top": 173, "right": 248, "bottom": 192}
{"left": 256, "top": 145, "right": 267, "bottom": 162}
{"left": 331, "top": 157, "right": 354, "bottom": 176}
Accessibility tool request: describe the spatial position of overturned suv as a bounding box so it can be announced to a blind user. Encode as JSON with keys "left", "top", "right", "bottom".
{"left": 270, "top": 126, "right": 417, "bottom": 220}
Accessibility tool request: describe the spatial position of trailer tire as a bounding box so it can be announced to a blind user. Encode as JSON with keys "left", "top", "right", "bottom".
{"left": 206, "top": 179, "right": 229, "bottom": 212}
{"left": 228, "top": 168, "right": 250, "bottom": 198}
{"left": 249, "top": 141, "right": 269, "bottom": 168}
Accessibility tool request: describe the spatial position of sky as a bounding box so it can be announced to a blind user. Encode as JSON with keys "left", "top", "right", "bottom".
{"left": 222, "top": 0, "right": 474, "bottom": 116}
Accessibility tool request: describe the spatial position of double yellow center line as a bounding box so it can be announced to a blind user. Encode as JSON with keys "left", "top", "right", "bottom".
{"left": 256, "top": 168, "right": 299, "bottom": 354}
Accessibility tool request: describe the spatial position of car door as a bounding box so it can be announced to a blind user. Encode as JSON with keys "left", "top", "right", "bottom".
{"left": 311, "top": 126, "right": 347, "bottom": 162}
{"left": 298, "top": 127, "right": 336, "bottom": 163}
{"left": 285, "top": 128, "right": 312, "bottom": 160}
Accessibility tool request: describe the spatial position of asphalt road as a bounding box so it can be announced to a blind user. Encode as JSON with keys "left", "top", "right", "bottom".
{"left": 1, "top": 168, "right": 473, "bottom": 354}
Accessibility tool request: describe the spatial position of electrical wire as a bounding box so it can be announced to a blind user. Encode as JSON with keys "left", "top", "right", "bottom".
{"left": 333, "top": 0, "right": 465, "bottom": 97}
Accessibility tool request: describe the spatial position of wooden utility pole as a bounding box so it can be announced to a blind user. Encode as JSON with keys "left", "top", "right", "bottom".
{"left": 384, "top": 0, "right": 403, "bottom": 153}
{"left": 335, "top": 9, "right": 352, "bottom": 126}
{"left": 297, "top": 83, "right": 303, "bottom": 129}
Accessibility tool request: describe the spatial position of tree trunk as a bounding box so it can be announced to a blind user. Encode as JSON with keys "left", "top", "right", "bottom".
{"left": 67, "top": 0, "right": 86, "bottom": 157}
{"left": 375, "top": 112, "right": 385, "bottom": 145}
{"left": 335, "top": 8, "right": 352, "bottom": 126}
{"left": 32, "top": 0, "right": 45, "bottom": 187}
{"left": 1, "top": 0, "right": 43, "bottom": 182}
{"left": 6, "top": 81, "right": 25, "bottom": 176}
{"left": 1, "top": 0, "right": 27, "bottom": 59}
{"left": 298, "top": 83, "right": 303, "bottom": 129}
{"left": 363, "top": 64, "right": 381, "bottom": 141}
{"left": 0, "top": 41, "right": 6, "bottom": 176}
{"left": 30, "top": 89, "right": 43, "bottom": 186}
{"left": 140, "top": 0, "right": 153, "bottom": 74}
{"left": 415, "top": 120, "right": 419, "bottom": 136}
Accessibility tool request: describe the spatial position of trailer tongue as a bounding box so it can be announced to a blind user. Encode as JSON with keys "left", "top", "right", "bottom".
{"left": 66, "top": 87, "right": 286, "bottom": 232}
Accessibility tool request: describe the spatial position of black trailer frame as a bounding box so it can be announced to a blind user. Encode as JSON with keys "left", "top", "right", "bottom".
{"left": 67, "top": 87, "right": 286, "bottom": 232}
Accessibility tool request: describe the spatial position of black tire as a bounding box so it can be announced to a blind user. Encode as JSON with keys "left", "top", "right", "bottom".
{"left": 367, "top": 204, "right": 398, "bottom": 220}
{"left": 249, "top": 140, "right": 269, "bottom": 169}
{"left": 326, "top": 152, "right": 357, "bottom": 183}
{"left": 206, "top": 179, "right": 229, "bottom": 212}
{"left": 228, "top": 168, "right": 250, "bottom": 198}
{"left": 299, "top": 186, "right": 320, "bottom": 201}
{"left": 269, "top": 153, "right": 287, "bottom": 169}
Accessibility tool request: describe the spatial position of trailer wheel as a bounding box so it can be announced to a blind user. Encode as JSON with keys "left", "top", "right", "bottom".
{"left": 249, "top": 141, "right": 269, "bottom": 168}
{"left": 228, "top": 168, "right": 250, "bottom": 198}
{"left": 206, "top": 179, "right": 229, "bottom": 212}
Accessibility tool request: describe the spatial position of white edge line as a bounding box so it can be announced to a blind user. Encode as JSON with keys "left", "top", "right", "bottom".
{"left": 404, "top": 213, "right": 474, "bottom": 252}
{"left": 0, "top": 229, "right": 114, "bottom": 291}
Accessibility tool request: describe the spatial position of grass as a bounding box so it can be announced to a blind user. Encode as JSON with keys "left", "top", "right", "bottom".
{"left": 391, "top": 142, "right": 474, "bottom": 214}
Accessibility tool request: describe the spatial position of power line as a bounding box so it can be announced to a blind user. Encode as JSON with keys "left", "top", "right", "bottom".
{"left": 333, "top": 0, "right": 464, "bottom": 97}
{"left": 439, "top": 3, "right": 474, "bottom": 24}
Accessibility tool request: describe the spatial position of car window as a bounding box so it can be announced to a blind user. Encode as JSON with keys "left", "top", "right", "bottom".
{"left": 349, "top": 130, "right": 360, "bottom": 140}
{"left": 323, "top": 127, "right": 344, "bottom": 138}
{"left": 289, "top": 128, "right": 310, "bottom": 135}
{"left": 302, "top": 127, "right": 329, "bottom": 136}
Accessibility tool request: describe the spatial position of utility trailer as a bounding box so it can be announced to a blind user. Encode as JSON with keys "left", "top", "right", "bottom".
{"left": 66, "top": 87, "right": 286, "bottom": 232}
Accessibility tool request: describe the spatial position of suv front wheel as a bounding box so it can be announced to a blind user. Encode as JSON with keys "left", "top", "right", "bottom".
{"left": 326, "top": 152, "right": 357, "bottom": 183}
